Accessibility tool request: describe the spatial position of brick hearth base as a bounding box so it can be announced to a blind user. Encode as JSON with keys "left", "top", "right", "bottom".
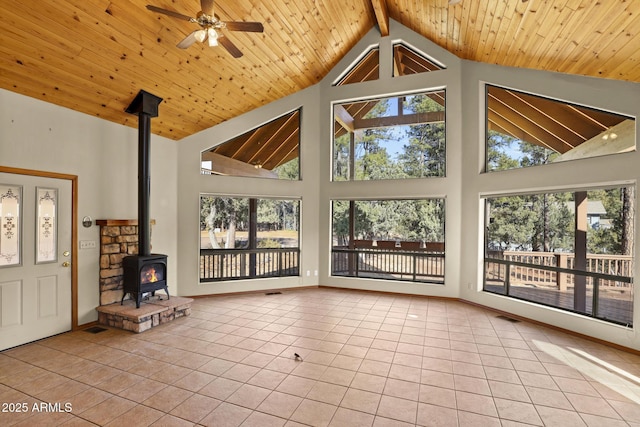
{"left": 96, "top": 295, "right": 193, "bottom": 333}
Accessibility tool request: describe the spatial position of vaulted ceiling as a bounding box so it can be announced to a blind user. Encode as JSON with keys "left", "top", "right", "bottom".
{"left": 1, "top": 0, "right": 638, "bottom": 141}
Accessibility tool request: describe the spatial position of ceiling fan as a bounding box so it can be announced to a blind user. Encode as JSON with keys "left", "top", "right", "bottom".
{"left": 146, "top": 0, "right": 264, "bottom": 58}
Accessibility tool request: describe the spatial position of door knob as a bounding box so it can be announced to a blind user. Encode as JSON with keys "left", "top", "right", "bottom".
{"left": 63, "top": 251, "right": 70, "bottom": 257}
{"left": 62, "top": 261, "right": 70, "bottom": 267}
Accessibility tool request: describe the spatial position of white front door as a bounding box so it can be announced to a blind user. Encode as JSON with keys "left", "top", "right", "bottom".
{"left": 0, "top": 172, "right": 72, "bottom": 350}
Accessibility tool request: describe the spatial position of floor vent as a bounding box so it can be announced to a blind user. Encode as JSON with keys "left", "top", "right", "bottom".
{"left": 496, "top": 315, "right": 520, "bottom": 323}
{"left": 84, "top": 326, "right": 108, "bottom": 334}
{"left": 265, "top": 291, "right": 282, "bottom": 295}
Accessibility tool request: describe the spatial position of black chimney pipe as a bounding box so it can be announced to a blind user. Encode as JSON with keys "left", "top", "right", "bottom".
{"left": 125, "top": 90, "right": 163, "bottom": 256}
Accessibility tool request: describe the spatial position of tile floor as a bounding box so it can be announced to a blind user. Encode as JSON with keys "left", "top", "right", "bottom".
{"left": 2, "top": 287, "right": 640, "bottom": 426}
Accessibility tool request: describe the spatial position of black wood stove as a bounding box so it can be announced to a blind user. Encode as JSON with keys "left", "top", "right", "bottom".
{"left": 123, "top": 254, "right": 168, "bottom": 308}
{"left": 121, "top": 90, "right": 169, "bottom": 308}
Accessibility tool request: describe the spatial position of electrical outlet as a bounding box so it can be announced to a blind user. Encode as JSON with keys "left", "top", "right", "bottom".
{"left": 79, "top": 240, "right": 96, "bottom": 250}
{"left": 314, "top": 270, "right": 318, "bottom": 276}
{"left": 306, "top": 270, "right": 310, "bottom": 276}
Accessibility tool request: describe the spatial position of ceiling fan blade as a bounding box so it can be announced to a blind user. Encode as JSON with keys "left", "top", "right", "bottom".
{"left": 201, "top": 0, "right": 215, "bottom": 16}
{"left": 218, "top": 36, "right": 243, "bottom": 58}
{"left": 146, "top": 5, "right": 194, "bottom": 22}
{"left": 177, "top": 31, "right": 199, "bottom": 49}
{"left": 224, "top": 21, "right": 264, "bottom": 32}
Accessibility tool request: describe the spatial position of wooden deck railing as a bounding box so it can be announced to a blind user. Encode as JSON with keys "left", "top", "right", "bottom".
{"left": 484, "top": 256, "right": 633, "bottom": 326}
{"left": 200, "top": 248, "right": 299, "bottom": 281}
{"left": 487, "top": 250, "right": 633, "bottom": 291}
{"left": 332, "top": 241, "right": 445, "bottom": 283}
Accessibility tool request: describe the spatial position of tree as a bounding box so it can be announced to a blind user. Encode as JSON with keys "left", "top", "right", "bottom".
{"left": 397, "top": 94, "right": 446, "bottom": 177}
{"left": 486, "top": 131, "right": 519, "bottom": 171}
{"left": 486, "top": 196, "right": 536, "bottom": 251}
{"left": 200, "top": 197, "right": 248, "bottom": 249}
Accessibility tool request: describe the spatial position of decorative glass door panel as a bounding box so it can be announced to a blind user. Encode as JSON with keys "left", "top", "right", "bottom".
{"left": 36, "top": 187, "right": 57, "bottom": 264}
{"left": 0, "top": 184, "right": 21, "bottom": 267}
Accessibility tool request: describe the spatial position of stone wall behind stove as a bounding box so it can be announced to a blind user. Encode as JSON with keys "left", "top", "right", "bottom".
{"left": 96, "top": 219, "right": 154, "bottom": 306}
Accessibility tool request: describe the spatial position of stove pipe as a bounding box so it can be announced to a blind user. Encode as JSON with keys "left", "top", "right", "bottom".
{"left": 125, "top": 90, "right": 163, "bottom": 256}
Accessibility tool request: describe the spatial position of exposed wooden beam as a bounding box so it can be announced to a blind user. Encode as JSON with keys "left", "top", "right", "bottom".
{"left": 334, "top": 104, "right": 355, "bottom": 132}
{"left": 354, "top": 111, "right": 444, "bottom": 130}
{"left": 201, "top": 151, "right": 278, "bottom": 178}
{"left": 370, "top": 0, "right": 390, "bottom": 36}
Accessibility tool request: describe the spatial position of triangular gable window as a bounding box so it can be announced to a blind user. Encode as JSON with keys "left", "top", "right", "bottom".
{"left": 201, "top": 109, "right": 301, "bottom": 180}
{"left": 333, "top": 47, "right": 380, "bottom": 86}
{"left": 393, "top": 42, "right": 445, "bottom": 77}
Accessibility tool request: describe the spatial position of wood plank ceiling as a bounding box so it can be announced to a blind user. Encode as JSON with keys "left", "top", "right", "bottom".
{"left": 0, "top": 0, "right": 638, "bottom": 141}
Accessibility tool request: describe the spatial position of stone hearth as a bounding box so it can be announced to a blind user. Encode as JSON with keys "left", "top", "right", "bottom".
{"left": 97, "top": 295, "right": 193, "bottom": 333}
{"left": 96, "top": 219, "right": 191, "bottom": 332}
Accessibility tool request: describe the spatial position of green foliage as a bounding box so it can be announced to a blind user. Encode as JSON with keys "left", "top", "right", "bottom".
{"left": 332, "top": 91, "right": 446, "bottom": 181}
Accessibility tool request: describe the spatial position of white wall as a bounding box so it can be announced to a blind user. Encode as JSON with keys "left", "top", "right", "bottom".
{"left": 0, "top": 89, "right": 178, "bottom": 325}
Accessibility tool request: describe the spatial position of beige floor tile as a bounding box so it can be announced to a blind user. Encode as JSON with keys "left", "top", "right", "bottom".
{"left": 276, "top": 375, "right": 317, "bottom": 397}
{"left": 579, "top": 413, "right": 630, "bottom": 427}
{"left": 457, "top": 410, "right": 502, "bottom": 426}
{"left": 200, "top": 402, "right": 252, "bottom": 427}
{"left": 358, "top": 360, "right": 391, "bottom": 377}
{"left": 340, "top": 388, "right": 382, "bottom": 414}
{"left": 483, "top": 366, "right": 520, "bottom": 384}
{"left": 455, "top": 391, "right": 498, "bottom": 418}
{"left": 332, "top": 354, "right": 364, "bottom": 370}
{"left": 329, "top": 407, "right": 375, "bottom": 427}
{"left": 247, "top": 369, "right": 287, "bottom": 389}
{"left": 494, "top": 398, "right": 542, "bottom": 425}
{"left": 488, "top": 380, "right": 530, "bottom": 402}
{"left": 149, "top": 413, "right": 195, "bottom": 426}
{"left": 421, "top": 370, "right": 454, "bottom": 389}
{"left": 372, "top": 416, "right": 414, "bottom": 427}
{"left": 290, "top": 399, "right": 337, "bottom": 427}
{"left": 171, "top": 370, "right": 216, "bottom": 392}
{"left": 221, "top": 363, "right": 261, "bottom": 382}
{"left": 320, "top": 366, "right": 356, "bottom": 386}
{"left": 376, "top": 395, "right": 417, "bottom": 424}
{"left": 554, "top": 377, "right": 600, "bottom": 397}
{"left": 4, "top": 289, "right": 640, "bottom": 427}
{"left": 226, "top": 384, "right": 271, "bottom": 409}
{"left": 418, "top": 384, "right": 456, "bottom": 409}
{"left": 416, "top": 402, "right": 457, "bottom": 427}
{"left": 241, "top": 411, "right": 287, "bottom": 427}
{"left": 80, "top": 396, "right": 137, "bottom": 425}
{"left": 258, "top": 390, "right": 303, "bottom": 418}
{"left": 105, "top": 404, "right": 164, "bottom": 426}
{"left": 536, "top": 406, "right": 589, "bottom": 427}
{"left": 200, "top": 377, "right": 243, "bottom": 400}
{"left": 383, "top": 378, "right": 420, "bottom": 401}
{"left": 143, "top": 385, "right": 193, "bottom": 412}
{"left": 608, "top": 399, "right": 640, "bottom": 424}
{"left": 517, "top": 371, "right": 559, "bottom": 390}
{"left": 307, "top": 381, "right": 348, "bottom": 406}
{"left": 350, "top": 373, "right": 387, "bottom": 394}
{"left": 169, "top": 393, "right": 220, "bottom": 423}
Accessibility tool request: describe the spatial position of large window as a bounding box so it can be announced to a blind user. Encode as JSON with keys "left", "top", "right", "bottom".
{"left": 333, "top": 90, "right": 446, "bottom": 181}
{"left": 201, "top": 109, "right": 300, "bottom": 180}
{"left": 484, "top": 186, "right": 634, "bottom": 326}
{"left": 331, "top": 198, "right": 445, "bottom": 283}
{"left": 486, "top": 85, "right": 635, "bottom": 172}
{"left": 199, "top": 195, "right": 300, "bottom": 281}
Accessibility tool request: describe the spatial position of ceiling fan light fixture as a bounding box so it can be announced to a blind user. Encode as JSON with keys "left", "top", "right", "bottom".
{"left": 207, "top": 28, "right": 219, "bottom": 46}
{"left": 194, "top": 29, "right": 207, "bottom": 43}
